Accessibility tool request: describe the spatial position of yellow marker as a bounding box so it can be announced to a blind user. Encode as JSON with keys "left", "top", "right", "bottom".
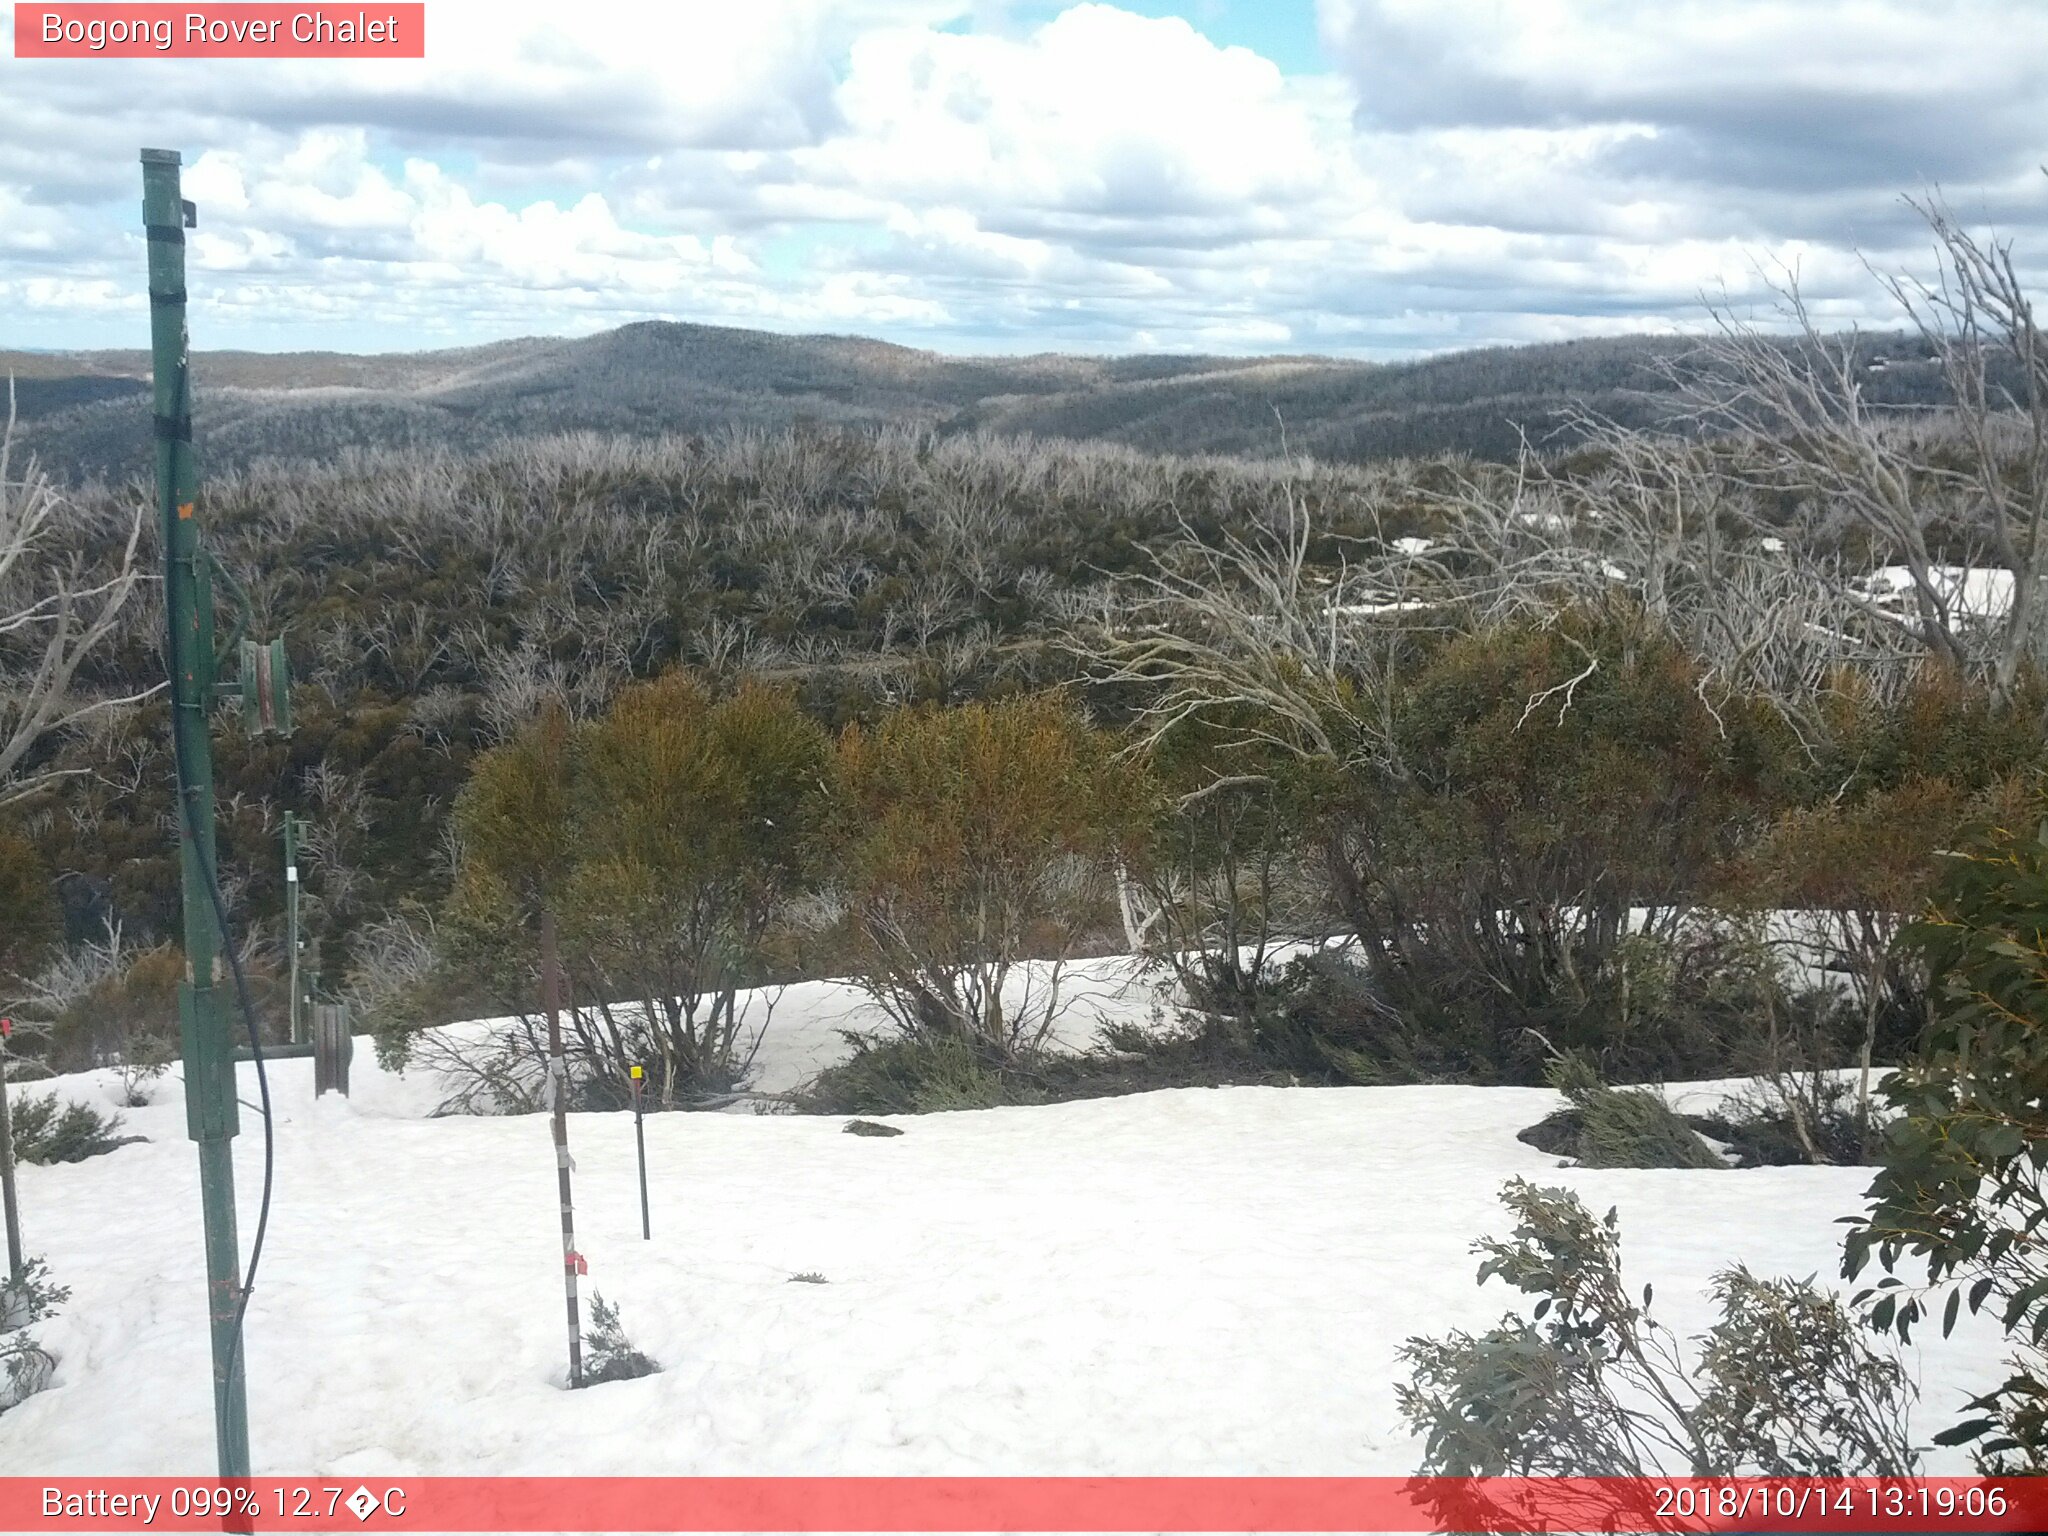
{"left": 629, "top": 1065, "right": 643, "bottom": 1080}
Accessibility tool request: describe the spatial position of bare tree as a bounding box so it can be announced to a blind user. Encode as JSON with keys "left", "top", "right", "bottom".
{"left": 1667, "top": 192, "right": 2048, "bottom": 702}
{"left": 0, "top": 384, "right": 149, "bottom": 806}
{"left": 1462, "top": 411, "right": 1927, "bottom": 753}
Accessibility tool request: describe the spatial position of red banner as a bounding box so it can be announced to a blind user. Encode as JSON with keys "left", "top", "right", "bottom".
{"left": 12, "top": 5, "right": 425, "bottom": 58}
{"left": 1, "top": 1477, "right": 2044, "bottom": 1533}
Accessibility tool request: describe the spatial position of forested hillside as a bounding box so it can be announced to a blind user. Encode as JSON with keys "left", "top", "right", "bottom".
{"left": 5, "top": 322, "right": 1952, "bottom": 481}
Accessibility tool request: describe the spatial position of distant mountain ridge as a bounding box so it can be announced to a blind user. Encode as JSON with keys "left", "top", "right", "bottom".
{"left": 2, "top": 319, "right": 1934, "bottom": 482}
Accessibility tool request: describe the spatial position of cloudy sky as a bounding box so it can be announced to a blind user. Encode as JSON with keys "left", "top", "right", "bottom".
{"left": 3, "top": 0, "right": 2045, "bottom": 357}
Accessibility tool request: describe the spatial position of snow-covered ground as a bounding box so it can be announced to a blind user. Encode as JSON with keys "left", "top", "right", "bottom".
{"left": 1852, "top": 564, "right": 2015, "bottom": 626}
{"left": 0, "top": 962, "right": 2012, "bottom": 1478}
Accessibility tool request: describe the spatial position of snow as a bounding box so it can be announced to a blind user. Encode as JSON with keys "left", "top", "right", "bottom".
{"left": 1851, "top": 564, "right": 2014, "bottom": 625}
{"left": 1325, "top": 598, "right": 1440, "bottom": 618}
{"left": 740, "top": 957, "right": 1162, "bottom": 1100}
{"left": 0, "top": 963, "right": 2012, "bottom": 1479}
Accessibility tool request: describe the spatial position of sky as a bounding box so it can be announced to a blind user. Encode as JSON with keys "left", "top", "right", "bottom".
{"left": 2, "top": 0, "right": 2045, "bottom": 358}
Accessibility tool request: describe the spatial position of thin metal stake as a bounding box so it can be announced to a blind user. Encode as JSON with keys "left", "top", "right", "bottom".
{"left": 630, "top": 1065, "right": 650, "bottom": 1241}
{"left": 285, "top": 813, "right": 304, "bottom": 1045}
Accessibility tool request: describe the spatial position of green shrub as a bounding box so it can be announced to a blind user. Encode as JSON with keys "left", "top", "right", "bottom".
{"left": 0, "top": 831, "right": 58, "bottom": 984}
{"left": 1243, "top": 951, "right": 1471, "bottom": 1085}
{"left": 1844, "top": 800, "right": 2048, "bottom": 1471}
{"left": 1528, "top": 1053, "right": 1725, "bottom": 1170}
{"left": 1326, "top": 609, "right": 1791, "bottom": 1069}
{"left": 449, "top": 674, "right": 830, "bottom": 1105}
{"left": 0, "top": 1258, "right": 68, "bottom": 1415}
{"left": 6, "top": 1092, "right": 138, "bottom": 1164}
{"left": 576, "top": 1294, "right": 658, "bottom": 1387}
{"left": 1205, "top": 930, "right": 1805, "bottom": 1092}
{"left": 1696, "top": 1070, "right": 1875, "bottom": 1167}
{"left": 52, "top": 944, "right": 184, "bottom": 1072}
{"left": 1736, "top": 771, "right": 2027, "bottom": 1131}
{"left": 1126, "top": 716, "right": 1323, "bottom": 1014}
{"left": 829, "top": 691, "right": 1137, "bottom": 1057}
{"left": 798, "top": 1034, "right": 1043, "bottom": 1115}
{"left": 1398, "top": 1180, "right": 1917, "bottom": 1496}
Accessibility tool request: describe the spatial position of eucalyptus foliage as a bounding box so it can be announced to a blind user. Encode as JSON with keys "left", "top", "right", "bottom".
{"left": 1400, "top": 1180, "right": 1917, "bottom": 1491}
{"left": 1844, "top": 801, "right": 2048, "bottom": 1470}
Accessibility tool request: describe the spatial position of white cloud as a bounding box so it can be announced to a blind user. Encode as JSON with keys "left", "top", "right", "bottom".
{"left": 0, "top": 0, "right": 2042, "bottom": 355}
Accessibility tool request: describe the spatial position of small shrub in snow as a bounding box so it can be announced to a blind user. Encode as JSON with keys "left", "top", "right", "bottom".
{"left": 1397, "top": 1180, "right": 1918, "bottom": 1490}
{"left": 6, "top": 1092, "right": 139, "bottom": 1164}
{"left": 807, "top": 1011, "right": 1316, "bottom": 1113}
{"left": 342, "top": 908, "right": 454, "bottom": 1073}
{"left": 799, "top": 1034, "right": 1043, "bottom": 1115}
{"left": 576, "top": 1294, "right": 657, "bottom": 1387}
{"left": 1526, "top": 1054, "right": 1724, "bottom": 1170}
{"left": 1696, "top": 1071, "right": 1874, "bottom": 1167}
{"left": 111, "top": 1057, "right": 168, "bottom": 1108}
{"left": 412, "top": 1025, "right": 549, "bottom": 1117}
{"left": 0, "top": 1259, "right": 68, "bottom": 1415}
{"left": 19, "top": 937, "right": 185, "bottom": 1075}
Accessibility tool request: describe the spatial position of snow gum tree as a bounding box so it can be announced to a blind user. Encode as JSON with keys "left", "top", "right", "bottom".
{"left": 0, "top": 388, "right": 145, "bottom": 812}
{"left": 1120, "top": 710, "right": 1327, "bottom": 1015}
{"left": 563, "top": 673, "right": 828, "bottom": 1102}
{"left": 828, "top": 691, "right": 1140, "bottom": 1058}
{"left": 1331, "top": 605, "right": 1794, "bottom": 1081}
{"left": 1, "top": 388, "right": 146, "bottom": 998}
{"left": 448, "top": 676, "right": 829, "bottom": 1105}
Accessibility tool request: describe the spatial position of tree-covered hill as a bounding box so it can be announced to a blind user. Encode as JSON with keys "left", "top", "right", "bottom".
{"left": 7, "top": 321, "right": 1947, "bottom": 483}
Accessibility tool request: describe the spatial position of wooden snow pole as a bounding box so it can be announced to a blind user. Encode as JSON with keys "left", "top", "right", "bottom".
{"left": 543, "top": 910, "right": 583, "bottom": 1385}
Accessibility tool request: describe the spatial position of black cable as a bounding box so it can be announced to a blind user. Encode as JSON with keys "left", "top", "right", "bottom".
{"left": 195, "top": 794, "right": 275, "bottom": 1400}
{"left": 158, "top": 350, "right": 275, "bottom": 1406}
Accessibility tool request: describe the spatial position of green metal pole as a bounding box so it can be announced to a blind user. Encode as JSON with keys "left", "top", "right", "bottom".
{"left": 143, "top": 146, "right": 250, "bottom": 1480}
{"left": 285, "top": 813, "right": 303, "bottom": 1045}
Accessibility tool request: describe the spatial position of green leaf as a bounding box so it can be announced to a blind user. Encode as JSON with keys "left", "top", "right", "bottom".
{"left": 1933, "top": 1418, "right": 1997, "bottom": 1446}
{"left": 2000, "top": 1276, "right": 2048, "bottom": 1330}
{"left": 1980, "top": 1122, "right": 2025, "bottom": 1160}
{"left": 1943, "top": 1288, "right": 1961, "bottom": 1338}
